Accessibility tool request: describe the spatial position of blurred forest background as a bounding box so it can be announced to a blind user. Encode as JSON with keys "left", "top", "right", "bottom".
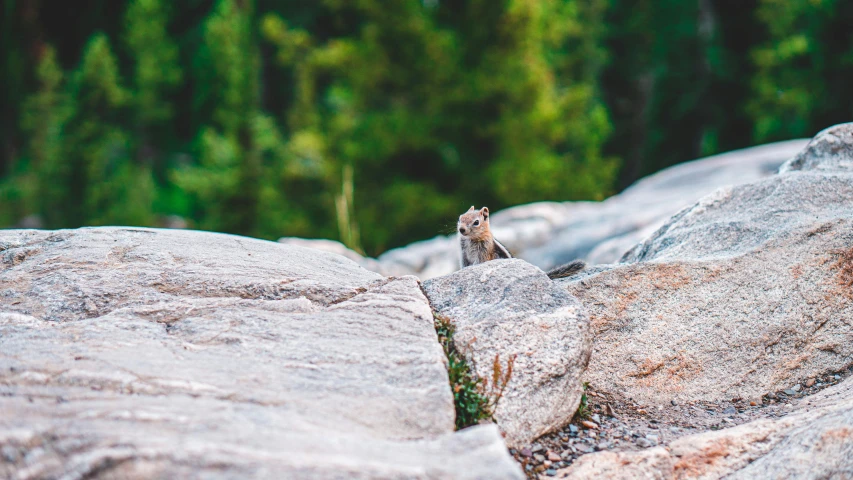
{"left": 1, "top": 0, "right": 852, "bottom": 256}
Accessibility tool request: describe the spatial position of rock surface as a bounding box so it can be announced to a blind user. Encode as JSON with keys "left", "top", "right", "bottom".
{"left": 422, "top": 259, "right": 590, "bottom": 448}
{"left": 0, "top": 228, "right": 523, "bottom": 479}
{"left": 278, "top": 236, "right": 386, "bottom": 274}
{"left": 779, "top": 122, "right": 853, "bottom": 173}
{"left": 557, "top": 375, "right": 853, "bottom": 479}
{"left": 304, "top": 139, "right": 808, "bottom": 279}
{"left": 560, "top": 126, "right": 853, "bottom": 406}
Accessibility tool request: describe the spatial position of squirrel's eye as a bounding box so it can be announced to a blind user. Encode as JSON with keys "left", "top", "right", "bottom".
{"left": 473, "top": 220, "right": 480, "bottom": 226}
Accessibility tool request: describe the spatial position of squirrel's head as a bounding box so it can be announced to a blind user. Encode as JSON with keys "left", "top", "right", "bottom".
{"left": 457, "top": 206, "right": 490, "bottom": 240}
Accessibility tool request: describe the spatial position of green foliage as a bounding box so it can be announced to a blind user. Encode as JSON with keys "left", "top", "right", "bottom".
{"left": 0, "top": 47, "right": 66, "bottom": 226}
{"left": 125, "top": 0, "right": 182, "bottom": 126}
{"left": 575, "top": 381, "right": 591, "bottom": 420}
{"left": 434, "top": 313, "right": 492, "bottom": 429}
{"left": 3, "top": 1, "right": 851, "bottom": 251}
{"left": 174, "top": 0, "right": 291, "bottom": 237}
{"left": 434, "top": 313, "right": 514, "bottom": 430}
{"left": 750, "top": 0, "right": 853, "bottom": 142}
{"left": 262, "top": 0, "right": 615, "bottom": 253}
{"left": 63, "top": 34, "right": 156, "bottom": 227}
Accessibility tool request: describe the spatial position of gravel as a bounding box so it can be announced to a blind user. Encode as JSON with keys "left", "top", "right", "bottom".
{"left": 510, "top": 369, "right": 852, "bottom": 479}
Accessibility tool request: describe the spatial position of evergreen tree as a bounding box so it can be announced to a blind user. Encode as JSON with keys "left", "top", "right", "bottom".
{"left": 0, "top": 46, "right": 66, "bottom": 226}
{"left": 472, "top": 0, "right": 616, "bottom": 205}
{"left": 602, "top": 0, "right": 727, "bottom": 186}
{"left": 264, "top": 0, "right": 617, "bottom": 254}
{"left": 60, "top": 34, "right": 155, "bottom": 227}
{"left": 750, "top": 0, "right": 853, "bottom": 142}
{"left": 174, "top": 0, "right": 289, "bottom": 238}
{"left": 125, "top": 0, "right": 182, "bottom": 176}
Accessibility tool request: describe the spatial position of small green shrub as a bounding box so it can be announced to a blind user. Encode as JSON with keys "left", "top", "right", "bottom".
{"left": 575, "top": 381, "right": 591, "bottom": 420}
{"left": 434, "top": 313, "right": 515, "bottom": 430}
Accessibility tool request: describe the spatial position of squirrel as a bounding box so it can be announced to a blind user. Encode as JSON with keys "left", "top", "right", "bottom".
{"left": 457, "top": 206, "right": 586, "bottom": 279}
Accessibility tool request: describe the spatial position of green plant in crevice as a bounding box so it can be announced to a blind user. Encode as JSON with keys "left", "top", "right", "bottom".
{"left": 434, "top": 313, "right": 515, "bottom": 430}
{"left": 575, "top": 381, "right": 591, "bottom": 420}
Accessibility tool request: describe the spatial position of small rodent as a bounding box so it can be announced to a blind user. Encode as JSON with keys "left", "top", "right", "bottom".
{"left": 457, "top": 206, "right": 586, "bottom": 279}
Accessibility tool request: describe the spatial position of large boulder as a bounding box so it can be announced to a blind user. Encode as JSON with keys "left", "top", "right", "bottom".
{"left": 422, "top": 259, "right": 590, "bottom": 448}
{"left": 779, "top": 123, "right": 853, "bottom": 173}
{"left": 277, "top": 236, "right": 387, "bottom": 274}
{"left": 561, "top": 123, "right": 853, "bottom": 406}
{"left": 558, "top": 375, "right": 853, "bottom": 479}
{"left": 0, "top": 228, "right": 523, "bottom": 479}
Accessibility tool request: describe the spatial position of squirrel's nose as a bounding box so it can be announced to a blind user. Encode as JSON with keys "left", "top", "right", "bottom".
{"left": 458, "top": 227, "right": 467, "bottom": 235}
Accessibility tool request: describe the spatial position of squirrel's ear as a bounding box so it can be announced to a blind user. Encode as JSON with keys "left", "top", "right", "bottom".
{"left": 468, "top": 206, "right": 475, "bottom": 212}
{"left": 480, "top": 207, "right": 489, "bottom": 219}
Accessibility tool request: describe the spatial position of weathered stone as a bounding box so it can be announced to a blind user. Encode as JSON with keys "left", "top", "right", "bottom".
{"left": 558, "top": 377, "right": 853, "bottom": 479}
{"left": 561, "top": 131, "right": 853, "bottom": 405}
{"left": 779, "top": 122, "right": 853, "bottom": 173}
{"left": 0, "top": 228, "right": 522, "bottom": 479}
{"left": 423, "top": 259, "right": 590, "bottom": 448}
{"left": 278, "top": 236, "right": 386, "bottom": 274}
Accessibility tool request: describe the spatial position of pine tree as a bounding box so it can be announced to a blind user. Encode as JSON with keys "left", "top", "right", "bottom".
{"left": 473, "top": 0, "right": 617, "bottom": 205}
{"left": 174, "top": 0, "right": 288, "bottom": 237}
{"left": 0, "top": 46, "right": 67, "bottom": 226}
{"left": 263, "top": 0, "right": 618, "bottom": 254}
{"left": 61, "top": 33, "right": 155, "bottom": 227}
{"left": 125, "top": 0, "right": 182, "bottom": 177}
{"left": 750, "top": 0, "right": 853, "bottom": 142}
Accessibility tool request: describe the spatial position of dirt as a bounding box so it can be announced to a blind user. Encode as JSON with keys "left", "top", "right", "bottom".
{"left": 510, "top": 368, "right": 852, "bottom": 478}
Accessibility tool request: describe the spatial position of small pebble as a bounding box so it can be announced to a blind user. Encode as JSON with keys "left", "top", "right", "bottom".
{"left": 833, "top": 375, "right": 841, "bottom": 380}
{"left": 534, "top": 454, "right": 545, "bottom": 463}
{"left": 580, "top": 420, "right": 598, "bottom": 430}
{"left": 2, "top": 446, "right": 19, "bottom": 463}
{"left": 723, "top": 406, "right": 736, "bottom": 415}
{"left": 543, "top": 460, "right": 552, "bottom": 468}
{"left": 531, "top": 444, "right": 544, "bottom": 453}
{"left": 568, "top": 424, "right": 579, "bottom": 434}
{"left": 596, "top": 442, "right": 609, "bottom": 450}
{"left": 521, "top": 448, "right": 532, "bottom": 458}
{"left": 792, "top": 384, "right": 801, "bottom": 392}
{"left": 592, "top": 414, "right": 601, "bottom": 424}
{"left": 636, "top": 438, "right": 653, "bottom": 448}
{"left": 783, "top": 389, "right": 796, "bottom": 396}
{"left": 805, "top": 378, "right": 815, "bottom": 387}
{"left": 645, "top": 434, "right": 659, "bottom": 442}
{"left": 546, "top": 469, "right": 557, "bottom": 477}
{"left": 576, "top": 444, "right": 594, "bottom": 453}
{"left": 671, "top": 400, "right": 677, "bottom": 406}
{"left": 548, "top": 452, "right": 561, "bottom": 462}
{"left": 750, "top": 401, "right": 757, "bottom": 406}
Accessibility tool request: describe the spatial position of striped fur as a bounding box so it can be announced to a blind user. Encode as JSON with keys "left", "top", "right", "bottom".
{"left": 545, "top": 260, "right": 587, "bottom": 279}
